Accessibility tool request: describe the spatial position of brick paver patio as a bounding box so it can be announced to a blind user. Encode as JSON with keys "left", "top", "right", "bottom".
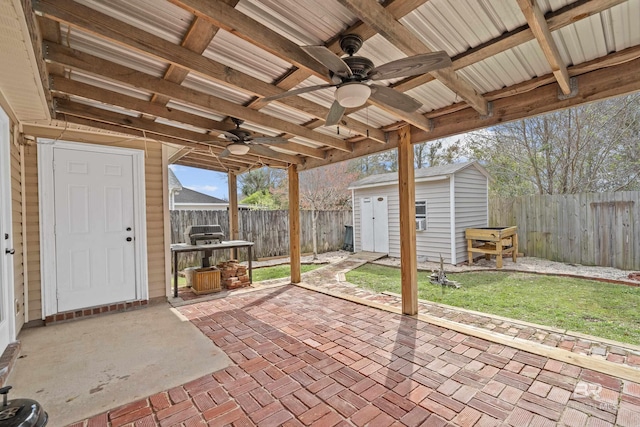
{"left": 74, "top": 283, "right": 640, "bottom": 426}
{"left": 302, "top": 258, "right": 640, "bottom": 369}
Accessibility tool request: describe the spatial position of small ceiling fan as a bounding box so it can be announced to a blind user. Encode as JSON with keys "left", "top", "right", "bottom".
{"left": 217, "top": 118, "right": 288, "bottom": 157}
{"left": 262, "top": 34, "right": 452, "bottom": 126}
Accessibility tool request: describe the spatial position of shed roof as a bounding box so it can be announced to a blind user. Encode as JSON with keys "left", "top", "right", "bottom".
{"left": 348, "top": 161, "right": 490, "bottom": 189}
{"left": 174, "top": 188, "right": 228, "bottom": 205}
{"left": 3, "top": 0, "right": 640, "bottom": 173}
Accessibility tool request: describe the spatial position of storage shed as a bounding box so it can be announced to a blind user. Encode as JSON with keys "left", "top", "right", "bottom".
{"left": 349, "top": 161, "right": 491, "bottom": 265}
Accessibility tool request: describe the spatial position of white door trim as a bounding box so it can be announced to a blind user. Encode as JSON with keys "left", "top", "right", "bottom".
{"left": 0, "top": 107, "right": 16, "bottom": 345}
{"left": 38, "top": 140, "right": 148, "bottom": 317}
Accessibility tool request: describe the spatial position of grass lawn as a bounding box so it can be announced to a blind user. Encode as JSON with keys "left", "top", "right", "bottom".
{"left": 253, "top": 263, "right": 323, "bottom": 282}
{"left": 346, "top": 264, "right": 640, "bottom": 345}
{"left": 173, "top": 263, "right": 323, "bottom": 287}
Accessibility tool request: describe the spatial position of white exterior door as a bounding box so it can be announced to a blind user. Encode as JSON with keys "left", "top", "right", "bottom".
{"left": 361, "top": 198, "right": 374, "bottom": 251}
{"left": 54, "top": 148, "right": 137, "bottom": 312}
{"left": 360, "top": 196, "right": 389, "bottom": 253}
{"left": 0, "top": 108, "right": 14, "bottom": 352}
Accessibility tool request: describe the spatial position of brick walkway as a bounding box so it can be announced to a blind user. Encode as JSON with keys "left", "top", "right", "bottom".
{"left": 73, "top": 284, "right": 640, "bottom": 426}
{"left": 301, "top": 258, "right": 640, "bottom": 370}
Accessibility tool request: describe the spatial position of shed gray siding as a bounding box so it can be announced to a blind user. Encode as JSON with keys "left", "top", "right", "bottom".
{"left": 415, "top": 178, "right": 453, "bottom": 264}
{"left": 454, "top": 166, "right": 489, "bottom": 263}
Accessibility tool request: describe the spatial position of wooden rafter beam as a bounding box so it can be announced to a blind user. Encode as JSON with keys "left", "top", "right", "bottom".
{"left": 516, "top": 0, "right": 571, "bottom": 94}
{"left": 49, "top": 76, "right": 326, "bottom": 160}
{"left": 151, "top": 16, "right": 222, "bottom": 106}
{"left": 167, "top": 0, "right": 433, "bottom": 131}
{"left": 391, "top": 0, "right": 626, "bottom": 93}
{"left": 336, "top": 0, "right": 488, "bottom": 116}
{"left": 45, "top": 42, "right": 351, "bottom": 152}
{"left": 175, "top": 159, "right": 238, "bottom": 173}
{"left": 301, "top": 51, "right": 640, "bottom": 170}
{"left": 50, "top": 113, "right": 253, "bottom": 171}
{"left": 58, "top": 114, "right": 290, "bottom": 171}
{"left": 258, "top": 0, "right": 433, "bottom": 98}
{"left": 54, "top": 99, "right": 303, "bottom": 166}
{"left": 424, "top": 43, "right": 640, "bottom": 120}
{"left": 34, "top": 0, "right": 383, "bottom": 142}
{"left": 168, "top": 147, "right": 193, "bottom": 164}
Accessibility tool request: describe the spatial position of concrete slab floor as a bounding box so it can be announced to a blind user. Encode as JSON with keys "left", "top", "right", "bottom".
{"left": 6, "top": 303, "right": 230, "bottom": 427}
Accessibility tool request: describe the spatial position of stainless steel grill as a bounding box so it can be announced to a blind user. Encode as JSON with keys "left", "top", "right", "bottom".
{"left": 184, "top": 225, "right": 225, "bottom": 246}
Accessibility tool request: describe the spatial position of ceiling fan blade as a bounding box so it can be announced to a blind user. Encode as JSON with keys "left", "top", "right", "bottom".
{"left": 219, "top": 149, "right": 231, "bottom": 158}
{"left": 251, "top": 137, "right": 289, "bottom": 144}
{"left": 302, "top": 45, "right": 353, "bottom": 77}
{"left": 325, "top": 100, "right": 346, "bottom": 127}
{"left": 370, "top": 85, "right": 422, "bottom": 112}
{"left": 262, "top": 84, "right": 335, "bottom": 102}
{"left": 369, "top": 51, "right": 452, "bottom": 81}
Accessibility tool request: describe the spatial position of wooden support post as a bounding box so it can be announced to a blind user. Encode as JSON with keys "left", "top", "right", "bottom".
{"left": 288, "top": 164, "right": 301, "bottom": 283}
{"left": 228, "top": 171, "right": 239, "bottom": 259}
{"left": 397, "top": 125, "right": 418, "bottom": 315}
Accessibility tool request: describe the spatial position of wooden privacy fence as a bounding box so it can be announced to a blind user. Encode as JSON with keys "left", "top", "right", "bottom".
{"left": 171, "top": 210, "right": 352, "bottom": 269}
{"left": 489, "top": 192, "right": 639, "bottom": 270}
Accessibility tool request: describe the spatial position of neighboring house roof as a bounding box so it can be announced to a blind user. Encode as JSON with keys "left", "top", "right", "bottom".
{"left": 168, "top": 168, "right": 183, "bottom": 192}
{"left": 174, "top": 188, "right": 228, "bottom": 205}
{"left": 348, "top": 161, "right": 491, "bottom": 190}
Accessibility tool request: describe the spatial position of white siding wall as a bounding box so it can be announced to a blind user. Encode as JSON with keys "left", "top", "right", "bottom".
{"left": 454, "top": 167, "right": 489, "bottom": 263}
{"left": 353, "top": 177, "right": 453, "bottom": 263}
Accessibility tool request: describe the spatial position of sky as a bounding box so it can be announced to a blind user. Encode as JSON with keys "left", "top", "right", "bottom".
{"left": 170, "top": 165, "right": 229, "bottom": 200}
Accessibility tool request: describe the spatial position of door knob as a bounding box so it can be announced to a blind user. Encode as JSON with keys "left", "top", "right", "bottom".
{"left": 5, "top": 249, "right": 15, "bottom": 255}
{"left": 126, "top": 227, "right": 132, "bottom": 231}
{"left": 126, "top": 237, "right": 132, "bottom": 242}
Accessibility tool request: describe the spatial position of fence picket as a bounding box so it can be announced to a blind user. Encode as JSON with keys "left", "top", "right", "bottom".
{"left": 171, "top": 210, "right": 351, "bottom": 269}
{"left": 489, "top": 192, "right": 639, "bottom": 270}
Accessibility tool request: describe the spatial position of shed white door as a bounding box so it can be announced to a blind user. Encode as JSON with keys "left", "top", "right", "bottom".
{"left": 54, "top": 148, "right": 137, "bottom": 312}
{"left": 360, "top": 196, "right": 389, "bottom": 253}
{"left": 0, "top": 108, "right": 14, "bottom": 352}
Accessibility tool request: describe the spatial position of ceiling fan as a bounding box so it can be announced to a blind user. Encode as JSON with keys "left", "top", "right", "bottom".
{"left": 262, "top": 34, "right": 452, "bottom": 126}
{"left": 217, "top": 118, "right": 288, "bottom": 157}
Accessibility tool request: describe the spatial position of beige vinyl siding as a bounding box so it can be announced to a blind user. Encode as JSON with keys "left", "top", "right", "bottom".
{"left": 415, "top": 179, "right": 453, "bottom": 264}
{"left": 23, "top": 138, "right": 166, "bottom": 319}
{"left": 353, "top": 184, "right": 398, "bottom": 255}
{"left": 23, "top": 145, "right": 40, "bottom": 322}
{"left": 9, "top": 125, "right": 24, "bottom": 332}
{"left": 454, "top": 167, "right": 489, "bottom": 263}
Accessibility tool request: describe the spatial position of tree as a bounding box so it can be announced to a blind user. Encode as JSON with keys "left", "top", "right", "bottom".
{"left": 238, "top": 167, "right": 285, "bottom": 197}
{"left": 349, "top": 139, "right": 463, "bottom": 178}
{"left": 414, "top": 139, "right": 462, "bottom": 169}
{"left": 299, "top": 162, "right": 359, "bottom": 259}
{"left": 239, "top": 190, "right": 280, "bottom": 209}
{"left": 467, "top": 94, "right": 640, "bottom": 196}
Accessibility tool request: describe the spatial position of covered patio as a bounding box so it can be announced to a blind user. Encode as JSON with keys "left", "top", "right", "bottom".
{"left": 1, "top": 0, "right": 640, "bottom": 425}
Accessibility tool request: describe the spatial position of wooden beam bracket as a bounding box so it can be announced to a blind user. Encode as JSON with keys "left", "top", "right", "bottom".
{"left": 479, "top": 102, "right": 494, "bottom": 120}
{"left": 557, "top": 77, "right": 578, "bottom": 100}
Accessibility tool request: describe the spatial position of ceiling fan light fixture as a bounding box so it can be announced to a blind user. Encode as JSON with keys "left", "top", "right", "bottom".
{"left": 335, "top": 83, "right": 371, "bottom": 108}
{"left": 226, "top": 142, "right": 250, "bottom": 155}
